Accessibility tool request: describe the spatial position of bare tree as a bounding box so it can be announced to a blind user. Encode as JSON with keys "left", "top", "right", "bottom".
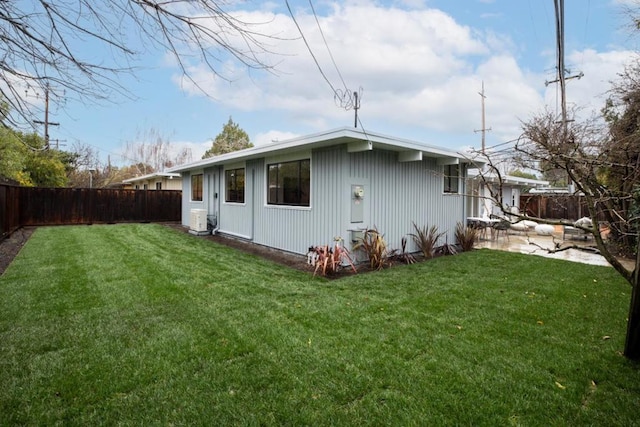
{"left": 65, "top": 142, "right": 102, "bottom": 187}
{"left": 124, "top": 128, "right": 192, "bottom": 174}
{"left": 0, "top": 1, "right": 280, "bottom": 129}
{"left": 472, "top": 95, "right": 640, "bottom": 358}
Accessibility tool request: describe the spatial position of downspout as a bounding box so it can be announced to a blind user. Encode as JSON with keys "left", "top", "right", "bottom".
{"left": 250, "top": 168, "right": 255, "bottom": 240}
{"left": 462, "top": 163, "right": 468, "bottom": 224}
{"left": 211, "top": 167, "right": 220, "bottom": 235}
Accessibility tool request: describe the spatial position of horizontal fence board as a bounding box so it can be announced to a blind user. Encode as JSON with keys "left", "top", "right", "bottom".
{"left": 1, "top": 185, "right": 181, "bottom": 240}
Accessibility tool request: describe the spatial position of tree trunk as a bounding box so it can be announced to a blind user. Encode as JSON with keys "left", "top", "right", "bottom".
{"left": 623, "top": 237, "right": 640, "bottom": 360}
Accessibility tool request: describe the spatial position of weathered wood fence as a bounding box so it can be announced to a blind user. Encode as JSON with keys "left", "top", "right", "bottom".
{"left": 1, "top": 185, "right": 181, "bottom": 241}
{"left": 520, "top": 194, "right": 605, "bottom": 221}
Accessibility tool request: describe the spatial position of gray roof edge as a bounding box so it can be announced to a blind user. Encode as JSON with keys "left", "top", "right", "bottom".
{"left": 168, "top": 127, "right": 471, "bottom": 173}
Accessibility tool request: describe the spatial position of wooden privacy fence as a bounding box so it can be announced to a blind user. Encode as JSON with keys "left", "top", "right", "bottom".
{"left": 520, "top": 194, "right": 605, "bottom": 221}
{"left": 1, "top": 185, "right": 182, "bottom": 240}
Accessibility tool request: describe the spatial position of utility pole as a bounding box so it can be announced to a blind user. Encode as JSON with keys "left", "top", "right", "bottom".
{"left": 549, "top": 0, "right": 583, "bottom": 130}
{"left": 33, "top": 83, "right": 60, "bottom": 149}
{"left": 51, "top": 139, "right": 67, "bottom": 149}
{"left": 555, "top": 0, "right": 567, "bottom": 130}
{"left": 474, "top": 81, "right": 491, "bottom": 153}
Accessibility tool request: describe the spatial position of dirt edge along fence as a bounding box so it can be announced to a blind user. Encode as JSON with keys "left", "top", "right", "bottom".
{"left": 1, "top": 185, "right": 182, "bottom": 240}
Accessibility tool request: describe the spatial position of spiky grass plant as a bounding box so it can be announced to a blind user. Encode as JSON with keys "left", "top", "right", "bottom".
{"left": 309, "top": 238, "right": 357, "bottom": 277}
{"left": 409, "top": 222, "right": 445, "bottom": 259}
{"left": 353, "top": 227, "right": 389, "bottom": 270}
{"left": 455, "top": 222, "right": 478, "bottom": 252}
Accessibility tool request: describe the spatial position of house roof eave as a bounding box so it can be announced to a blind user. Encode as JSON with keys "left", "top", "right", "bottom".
{"left": 122, "top": 172, "right": 181, "bottom": 184}
{"left": 168, "top": 127, "right": 475, "bottom": 173}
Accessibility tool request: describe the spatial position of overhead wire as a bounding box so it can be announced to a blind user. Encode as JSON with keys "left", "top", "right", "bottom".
{"left": 307, "top": 0, "right": 360, "bottom": 111}
{"left": 308, "top": 0, "right": 347, "bottom": 92}
{"left": 286, "top": 0, "right": 370, "bottom": 137}
{"left": 285, "top": 0, "right": 339, "bottom": 98}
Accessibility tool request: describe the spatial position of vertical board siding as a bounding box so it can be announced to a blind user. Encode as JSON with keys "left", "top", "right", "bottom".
{"left": 349, "top": 150, "right": 464, "bottom": 252}
{"left": 243, "top": 145, "right": 465, "bottom": 255}
{"left": 251, "top": 147, "right": 346, "bottom": 255}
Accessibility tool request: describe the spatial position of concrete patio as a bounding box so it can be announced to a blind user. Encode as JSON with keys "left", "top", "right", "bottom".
{"left": 474, "top": 225, "right": 635, "bottom": 270}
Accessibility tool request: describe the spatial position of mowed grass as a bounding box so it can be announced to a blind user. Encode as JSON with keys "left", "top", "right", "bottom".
{"left": 0, "top": 224, "right": 638, "bottom": 426}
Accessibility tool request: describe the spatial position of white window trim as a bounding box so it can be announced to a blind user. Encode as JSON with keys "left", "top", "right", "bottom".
{"left": 264, "top": 152, "right": 312, "bottom": 209}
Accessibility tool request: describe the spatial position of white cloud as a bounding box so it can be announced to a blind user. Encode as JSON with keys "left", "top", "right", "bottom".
{"left": 167, "top": 1, "right": 634, "bottom": 149}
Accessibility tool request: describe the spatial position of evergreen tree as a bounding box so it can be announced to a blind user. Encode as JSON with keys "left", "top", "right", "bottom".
{"left": 202, "top": 118, "right": 253, "bottom": 159}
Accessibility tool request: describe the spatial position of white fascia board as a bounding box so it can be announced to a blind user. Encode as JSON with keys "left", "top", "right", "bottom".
{"left": 347, "top": 140, "right": 373, "bottom": 152}
{"left": 122, "top": 172, "right": 180, "bottom": 184}
{"left": 436, "top": 157, "right": 459, "bottom": 166}
{"left": 467, "top": 170, "right": 550, "bottom": 187}
{"left": 398, "top": 150, "right": 423, "bottom": 162}
{"left": 168, "top": 127, "right": 473, "bottom": 173}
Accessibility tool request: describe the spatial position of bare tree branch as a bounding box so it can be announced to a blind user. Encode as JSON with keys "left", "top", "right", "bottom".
{"left": 0, "top": 1, "right": 283, "bottom": 130}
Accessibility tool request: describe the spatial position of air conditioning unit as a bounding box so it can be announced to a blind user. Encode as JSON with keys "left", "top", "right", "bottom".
{"left": 189, "top": 209, "right": 208, "bottom": 233}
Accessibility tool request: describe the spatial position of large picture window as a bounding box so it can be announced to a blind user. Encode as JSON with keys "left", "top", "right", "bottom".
{"left": 191, "top": 173, "right": 203, "bottom": 201}
{"left": 443, "top": 164, "right": 459, "bottom": 194}
{"left": 225, "top": 168, "right": 245, "bottom": 203}
{"left": 267, "top": 159, "right": 310, "bottom": 206}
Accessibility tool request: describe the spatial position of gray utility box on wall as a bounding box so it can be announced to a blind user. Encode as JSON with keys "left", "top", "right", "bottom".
{"left": 351, "top": 184, "right": 365, "bottom": 223}
{"left": 349, "top": 229, "right": 366, "bottom": 263}
{"left": 350, "top": 229, "right": 364, "bottom": 245}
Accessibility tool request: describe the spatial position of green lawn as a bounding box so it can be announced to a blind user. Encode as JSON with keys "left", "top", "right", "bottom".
{"left": 0, "top": 224, "right": 638, "bottom": 426}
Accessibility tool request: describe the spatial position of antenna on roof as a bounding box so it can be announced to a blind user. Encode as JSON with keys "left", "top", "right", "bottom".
{"left": 353, "top": 91, "right": 360, "bottom": 128}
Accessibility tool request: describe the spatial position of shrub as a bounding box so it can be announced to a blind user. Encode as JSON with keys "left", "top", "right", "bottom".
{"left": 353, "top": 227, "right": 390, "bottom": 271}
{"left": 437, "top": 235, "right": 458, "bottom": 256}
{"left": 307, "top": 238, "right": 356, "bottom": 277}
{"left": 410, "top": 222, "right": 445, "bottom": 259}
{"left": 389, "top": 236, "right": 416, "bottom": 265}
{"left": 455, "top": 222, "right": 477, "bottom": 252}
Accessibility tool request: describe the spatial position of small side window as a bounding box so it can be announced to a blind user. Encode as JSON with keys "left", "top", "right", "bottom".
{"left": 191, "top": 174, "right": 203, "bottom": 201}
{"left": 225, "top": 168, "right": 245, "bottom": 203}
{"left": 443, "top": 164, "right": 459, "bottom": 194}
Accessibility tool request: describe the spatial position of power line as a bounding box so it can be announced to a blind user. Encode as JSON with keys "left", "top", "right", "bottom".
{"left": 286, "top": 0, "right": 363, "bottom": 127}
{"left": 308, "top": 0, "right": 348, "bottom": 92}
{"left": 285, "top": 0, "right": 339, "bottom": 96}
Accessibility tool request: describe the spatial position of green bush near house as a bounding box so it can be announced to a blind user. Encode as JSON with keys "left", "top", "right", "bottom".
{"left": 0, "top": 224, "right": 638, "bottom": 425}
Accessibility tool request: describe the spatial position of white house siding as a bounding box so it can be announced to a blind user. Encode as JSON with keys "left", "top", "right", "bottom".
{"left": 234, "top": 145, "right": 466, "bottom": 255}
{"left": 180, "top": 144, "right": 466, "bottom": 255}
{"left": 180, "top": 172, "right": 208, "bottom": 227}
{"left": 163, "top": 178, "right": 182, "bottom": 191}
{"left": 218, "top": 164, "right": 253, "bottom": 239}
{"left": 250, "top": 147, "right": 346, "bottom": 255}
{"left": 348, "top": 150, "right": 465, "bottom": 252}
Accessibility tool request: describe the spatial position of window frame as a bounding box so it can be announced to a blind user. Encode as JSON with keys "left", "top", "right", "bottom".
{"left": 266, "top": 158, "right": 311, "bottom": 207}
{"left": 155, "top": 182, "right": 162, "bottom": 190}
{"left": 443, "top": 164, "right": 460, "bottom": 194}
{"left": 191, "top": 173, "right": 203, "bottom": 201}
{"left": 225, "top": 167, "right": 245, "bottom": 204}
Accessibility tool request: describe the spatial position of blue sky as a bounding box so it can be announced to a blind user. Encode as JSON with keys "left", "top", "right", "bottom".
{"left": 37, "top": 0, "right": 639, "bottom": 166}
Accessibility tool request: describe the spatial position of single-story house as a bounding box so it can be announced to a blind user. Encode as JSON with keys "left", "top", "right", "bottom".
{"left": 122, "top": 172, "right": 182, "bottom": 191}
{"left": 466, "top": 169, "right": 549, "bottom": 219}
{"left": 169, "top": 127, "right": 478, "bottom": 256}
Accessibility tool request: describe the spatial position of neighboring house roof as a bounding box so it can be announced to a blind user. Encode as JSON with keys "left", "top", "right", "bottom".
{"left": 528, "top": 187, "right": 572, "bottom": 194}
{"left": 122, "top": 172, "right": 181, "bottom": 184}
{"left": 468, "top": 169, "right": 549, "bottom": 188}
{"left": 169, "top": 127, "right": 475, "bottom": 173}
